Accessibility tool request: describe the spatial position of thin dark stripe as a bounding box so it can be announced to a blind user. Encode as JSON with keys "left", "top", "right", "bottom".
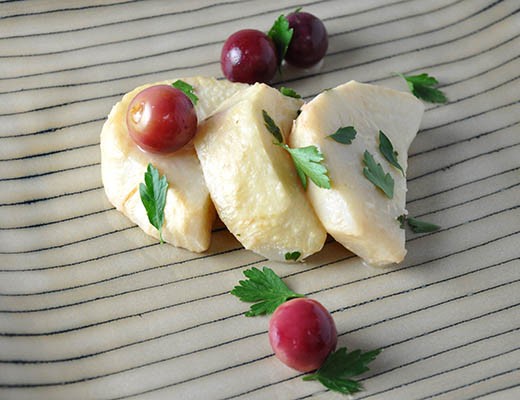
{"left": 0, "top": 208, "right": 114, "bottom": 231}
{"left": 411, "top": 120, "right": 520, "bottom": 159}
{"left": 408, "top": 141, "right": 520, "bottom": 182}
{"left": 0, "top": 225, "right": 135, "bottom": 255}
{"left": 417, "top": 366, "right": 520, "bottom": 400}
{"left": 407, "top": 166, "right": 520, "bottom": 203}
{"left": 0, "top": 186, "right": 103, "bottom": 207}
{"left": 415, "top": 182, "right": 520, "bottom": 219}
{"left": 419, "top": 100, "right": 520, "bottom": 135}
{"left": 0, "top": 0, "right": 219, "bottom": 21}
{"left": 0, "top": 161, "right": 99, "bottom": 182}
{"left": 467, "top": 382, "right": 520, "bottom": 400}
{"left": 0, "top": 117, "right": 103, "bottom": 139}
{"left": 0, "top": 142, "right": 98, "bottom": 162}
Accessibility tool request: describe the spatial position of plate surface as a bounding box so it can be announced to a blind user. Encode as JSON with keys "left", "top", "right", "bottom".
{"left": 1, "top": 1, "right": 519, "bottom": 399}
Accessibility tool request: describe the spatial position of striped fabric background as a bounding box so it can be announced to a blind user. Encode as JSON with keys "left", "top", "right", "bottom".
{"left": 0, "top": 0, "right": 519, "bottom": 399}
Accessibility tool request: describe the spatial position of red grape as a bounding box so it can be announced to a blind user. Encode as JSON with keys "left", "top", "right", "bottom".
{"left": 285, "top": 11, "right": 328, "bottom": 68}
{"left": 269, "top": 298, "right": 337, "bottom": 372}
{"left": 221, "top": 29, "right": 278, "bottom": 84}
{"left": 126, "top": 85, "right": 197, "bottom": 153}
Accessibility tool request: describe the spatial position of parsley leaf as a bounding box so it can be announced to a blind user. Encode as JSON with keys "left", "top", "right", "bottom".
{"left": 303, "top": 347, "right": 381, "bottom": 395}
{"left": 262, "top": 110, "right": 331, "bottom": 190}
{"left": 280, "top": 143, "right": 331, "bottom": 190}
{"left": 262, "top": 109, "right": 283, "bottom": 143}
{"left": 362, "top": 150, "right": 394, "bottom": 198}
{"left": 268, "top": 14, "right": 294, "bottom": 63}
{"left": 280, "top": 86, "right": 301, "bottom": 99}
{"left": 230, "top": 267, "right": 304, "bottom": 316}
{"left": 406, "top": 217, "right": 441, "bottom": 233}
{"left": 284, "top": 251, "right": 301, "bottom": 261}
{"left": 397, "top": 72, "right": 447, "bottom": 104}
{"left": 139, "top": 163, "right": 168, "bottom": 243}
{"left": 397, "top": 214, "right": 406, "bottom": 229}
{"left": 397, "top": 215, "right": 441, "bottom": 233}
{"left": 327, "top": 126, "right": 357, "bottom": 144}
{"left": 172, "top": 80, "right": 198, "bottom": 105}
{"left": 379, "top": 131, "right": 404, "bottom": 175}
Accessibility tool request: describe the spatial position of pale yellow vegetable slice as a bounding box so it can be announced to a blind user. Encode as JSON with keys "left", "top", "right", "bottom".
{"left": 289, "top": 81, "right": 424, "bottom": 266}
{"left": 100, "top": 77, "right": 247, "bottom": 252}
{"left": 194, "top": 83, "right": 326, "bottom": 262}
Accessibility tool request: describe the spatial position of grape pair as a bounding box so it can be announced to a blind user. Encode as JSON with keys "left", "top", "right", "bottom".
{"left": 221, "top": 11, "right": 328, "bottom": 84}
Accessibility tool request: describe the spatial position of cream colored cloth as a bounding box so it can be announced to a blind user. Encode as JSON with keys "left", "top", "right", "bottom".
{"left": 0, "top": 1, "right": 519, "bottom": 399}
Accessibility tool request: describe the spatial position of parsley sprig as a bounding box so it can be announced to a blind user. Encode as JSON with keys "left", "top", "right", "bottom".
{"left": 379, "top": 131, "right": 404, "bottom": 175}
{"left": 268, "top": 14, "right": 293, "bottom": 64}
{"left": 262, "top": 109, "right": 283, "bottom": 143}
{"left": 280, "top": 86, "right": 301, "bottom": 99}
{"left": 285, "top": 251, "right": 301, "bottom": 261}
{"left": 172, "top": 80, "right": 198, "bottom": 105}
{"left": 303, "top": 347, "right": 382, "bottom": 394}
{"left": 262, "top": 110, "right": 331, "bottom": 190}
{"left": 279, "top": 143, "right": 330, "bottom": 189}
{"left": 231, "top": 267, "right": 381, "bottom": 395}
{"left": 327, "top": 126, "right": 357, "bottom": 144}
{"left": 139, "top": 163, "right": 168, "bottom": 243}
{"left": 363, "top": 150, "right": 394, "bottom": 198}
{"left": 230, "top": 267, "right": 304, "bottom": 316}
{"left": 397, "top": 72, "right": 447, "bottom": 104}
{"left": 398, "top": 215, "right": 440, "bottom": 233}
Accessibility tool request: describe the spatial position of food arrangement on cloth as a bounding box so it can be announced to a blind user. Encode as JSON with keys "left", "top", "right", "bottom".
{"left": 99, "top": 8, "right": 446, "bottom": 395}
{"left": 101, "top": 77, "right": 426, "bottom": 266}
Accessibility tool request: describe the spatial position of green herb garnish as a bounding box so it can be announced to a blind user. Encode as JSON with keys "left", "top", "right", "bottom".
{"left": 279, "top": 143, "right": 331, "bottom": 189}
{"left": 327, "top": 126, "right": 357, "bottom": 144}
{"left": 397, "top": 72, "right": 447, "bottom": 103}
{"left": 172, "top": 80, "right": 198, "bottom": 105}
{"left": 379, "top": 131, "right": 404, "bottom": 175}
{"left": 362, "top": 150, "right": 394, "bottom": 198}
{"left": 303, "top": 347, "right": 382, "bottom": 395}
{"left": 397, "top": 214, "right": 406, "bottom": 229}
{"left": 397, "top": 215, "right": 441, "bottom": 233}
{"left": 406, "top": 217, "right": 441, "bottom": 233}
{"left": 139, "top": 163, "right": 168, "bottom": 243}
{"left": 268, "top": 14, "right": 293, "bottom": 63}
{"left": 263, "top": 109, "right": 284, "bottom": 143}
{"left": 230, "top": 267, "right": 304, "bottom": 316}
{"left": 263, "top": 110, "right": 330, "bottom": 190}
{"left": 280, "top": 86, "right": 301, "bottom": 99}
{"left": 284, "top": 251, "right": 301, "bottom": 261}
